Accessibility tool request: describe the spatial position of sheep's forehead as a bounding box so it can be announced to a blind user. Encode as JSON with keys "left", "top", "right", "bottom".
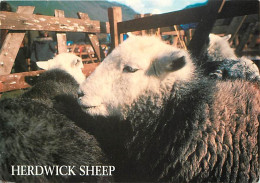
{"left": 209, "top": 34, "right": 224, "bottom": 45}
{"left": 107, "top": 36, "right": 172, "bottom": 70}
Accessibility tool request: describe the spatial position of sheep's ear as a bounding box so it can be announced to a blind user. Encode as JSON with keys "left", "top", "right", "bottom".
{"left": 209, "top": 33, "right": 215, "bottom": 39}
{"left": 223, "top": 34, "right": 231, "bottom": 41}
{"left": 161, "top": 56, "right": 186, "bottom": 72}
{"left": 150, "top": 55, "right": 186, "bottom": 77}
{"left": 126, "top": 32, "right": 134, "bottom": 37}
{"left": 36, "top": 61, "right": 50, "bottom": 70}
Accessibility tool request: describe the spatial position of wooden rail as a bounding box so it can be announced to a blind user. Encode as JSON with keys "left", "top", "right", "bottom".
{"left": 0, "top": 63, "right": 99, "bottom": 93}
{"left": 0, "top": 6, "right": 109, "bottom": 76}
{"left": 116, "top": 1, "right": 258, "bottom": 34}
{"left": 108, "top": 0, "right": 259, "bottom": 62}
{"left": 0, "top": 11, "right": 109, "bottom": 33}
{"left": 0, "top": 6, "right": 108, "bottom": 94}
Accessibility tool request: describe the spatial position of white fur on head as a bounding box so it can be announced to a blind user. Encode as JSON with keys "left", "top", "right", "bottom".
{"left": 78, "top": 36, "right": 195, "bottom": 118}
{"left": 207, "top": 34, "right": 237, "bottom": 61}
{"left": 37, "top": 53, "right": 85, "bottom": 84}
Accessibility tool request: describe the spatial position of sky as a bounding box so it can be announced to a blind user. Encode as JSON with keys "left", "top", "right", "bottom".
{"left": 107, "top": 0, "right": 208, "bottom": 14}
{"left": 1, "top": 0, "right": 208, "bottom": 14}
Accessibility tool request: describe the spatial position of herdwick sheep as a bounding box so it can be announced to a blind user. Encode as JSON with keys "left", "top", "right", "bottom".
{"left": 0, "top": 53, "right": 113, "bottom": 182}
{"left": 78, "top": 36, "right": 260, "bottom": 182}
{"left": 202, "top": 34, "right": 260, "bottom": 82}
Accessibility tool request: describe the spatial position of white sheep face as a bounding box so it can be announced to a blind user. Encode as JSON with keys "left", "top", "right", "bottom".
{"left": 37, "top": 53, "right": 85, "bottom": 83}
{"left": 78, "top": 36, "right": 195, "bottom": 118}
{"left": 207, "top": 34, "right": 237, "bottom": 61}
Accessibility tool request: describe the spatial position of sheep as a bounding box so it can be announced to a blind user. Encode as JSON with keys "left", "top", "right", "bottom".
{"left": 202, "top": 34, "right": 260, "bottom": 82}
{"left": 78, "top": 36, "right": 260, "bottom": 182}
{"left": 0, "top": 53, "right": 113, "bottom": 182}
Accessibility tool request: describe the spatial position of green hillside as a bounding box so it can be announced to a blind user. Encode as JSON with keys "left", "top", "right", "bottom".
{"left": 6, "top": 1, "right": 136, "bottom": 21}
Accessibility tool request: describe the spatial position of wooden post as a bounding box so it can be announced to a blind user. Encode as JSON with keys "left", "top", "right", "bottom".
{"left": 174, "top": 25, "right": 187, "bottom": 50}
{"left": 77, "top": 12, "right": 105, "bottom": 61}
{"left": 227, "top": 15, "right": 247, "bottom": 44}
{"left": 54, "top": 10, "right": 67, "bottom": 54}
{"left": 235, "top": 22, "right": 257, "bottom": 55}
{"left": 0, "top": 6, "right": 35, "bottom": 75}
{"left": 108, "top": 7, "right": 122, "bottom": 50}
{"left": 188, "top": 0, "right": 226, "bottom": 64}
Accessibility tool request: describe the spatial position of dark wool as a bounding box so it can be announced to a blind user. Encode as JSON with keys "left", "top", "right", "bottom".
{"left": 123, "top": 77, "right": 260, "bottom": 182}
{"left": 22, "top": 69, "right": 79, "bottom": 108}
{"left": 22, "top": 69, "right": 124, "bottom": 173}
{"left": 0, "top": 98, "right": 111, "bottom": 183}
{"left": 0, "top": 69, "right": 113, "bottom": 182}
{"left": 21, "top": 69, "right": 87, "bottom": 127}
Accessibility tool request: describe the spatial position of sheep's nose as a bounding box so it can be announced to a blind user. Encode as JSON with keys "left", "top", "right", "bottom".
{"left": 78, "top": 90, "right": 84, "bottom": 98}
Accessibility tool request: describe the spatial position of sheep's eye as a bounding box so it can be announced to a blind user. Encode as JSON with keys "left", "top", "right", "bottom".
{"left": 123, "top": 65, "right": 138, "bottom": 73}
{"left": 75, "top": 59, "right": 81, "bottom": 65}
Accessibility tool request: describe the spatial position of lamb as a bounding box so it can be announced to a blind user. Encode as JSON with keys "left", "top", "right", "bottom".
{"left": 0, "top": 53, "right": 113, "bottom": 182}
{"left": 202, "top": 34, "right": 260, "bottom": 82}
{"left": 22, "top": 53, "right": 84, "bottom": 101}
{"left": 21, "top": 53, "right": 86, "bottom": 114}
{"left": 78, "top": 36, "right": 260, "bottom": 182}
{"left": 36, "top": 52, "right": 86, "bottom": 84}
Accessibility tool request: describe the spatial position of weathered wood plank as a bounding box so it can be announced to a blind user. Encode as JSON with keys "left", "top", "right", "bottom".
{"left": 55, "top": 9, "right": 67, "bottom": 54}
{"left": 117, "top": 1, "right": 258, "bottom": 34}
{"left": 56, "top": 33, "right": 67, "bottom": 53}
{"left": 0, "top": 63, "right": 100, "bottom": 93}
{"left": 108, "top": 7, "right": 123, "bottom": 49}
{"left": 188, "top": 0, "right": 226, "bottom": 63}
{"left": 0, "top": 11, "right": 104, "bottom": 33}
{"left": 78, "top": 12, "right": 105, "bottom": 61}
{"left": 118, "top": 7, "right": 205, "bottom": 34}
{"left": 0, "top": 6, "right": 35, "bottom": 76}
{"left": 87, "top": 34, "right": 104, "bottom": 61}
{"left": 0, "top": 70, "right": 44, "bottom": 92}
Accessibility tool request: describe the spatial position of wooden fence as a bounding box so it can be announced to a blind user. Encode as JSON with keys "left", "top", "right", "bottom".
{"left": 0, "top": 6, "right": 109, "bottom": 94}
{"left": 0, "top": 1, "right": 259, "bottom": 95}
{"left": 108, "top": 0, "right": 259, "bottom": 63}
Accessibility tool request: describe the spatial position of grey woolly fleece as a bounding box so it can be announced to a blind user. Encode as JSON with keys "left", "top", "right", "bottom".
{"left": 123, "top": 77, "right": 260, "bottom": 182}
{"left": 0, "top": 98, "right": 111, "bottom": 183}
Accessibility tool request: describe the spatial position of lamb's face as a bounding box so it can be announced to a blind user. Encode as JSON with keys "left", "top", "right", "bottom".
{"left": 37, "top": 53, "right": 85, "bottom": 83}
{"left": 78, "top": 36, "right": 195, "bottom": 118}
